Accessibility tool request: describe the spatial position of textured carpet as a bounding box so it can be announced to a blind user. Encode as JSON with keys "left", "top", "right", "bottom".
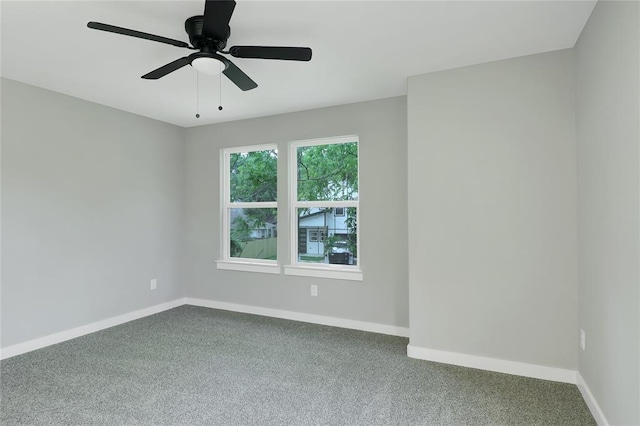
{"left": 1, "top": 305, "right": 595, "bottom": 425}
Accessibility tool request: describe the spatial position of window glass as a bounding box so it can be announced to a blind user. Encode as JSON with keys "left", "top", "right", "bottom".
{"left": 296, "top": 207, "right": 357, "bottom": 266}
{"left": 221, "top": 145, "right": 277, "bottom": 263}
{"left": 297, "top": 142, "right": 358, "bottom": 202}
{"left": 230, "top": 149, "right": 277, "bottom": 202}
{"left": 229, "top": 208, "right": 277, "bottom": 260}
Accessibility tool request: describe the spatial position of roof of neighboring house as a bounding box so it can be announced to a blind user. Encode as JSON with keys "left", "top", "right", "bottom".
{"left": 299, "top": 210, "right": 328, "bottom": 219}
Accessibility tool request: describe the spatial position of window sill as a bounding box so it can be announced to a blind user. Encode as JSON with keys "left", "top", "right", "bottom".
{"left": 216, "top": 260, "right": 281, "bottom": 274}
{"left": 283, "top": 265, "right": 363, "bottom": 281}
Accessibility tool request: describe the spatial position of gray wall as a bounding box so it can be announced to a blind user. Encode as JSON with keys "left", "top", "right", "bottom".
{"left": 575, "top": 1, "right": 640, "bottom": 424}
{"left": 184, "top": 97, "right": 408, "bottom": 328}
{"left": 407, "top": 50, "right": 578, "bottom": 370}
{"left": 1, "top": 78, "right": 185, "bottom": 347}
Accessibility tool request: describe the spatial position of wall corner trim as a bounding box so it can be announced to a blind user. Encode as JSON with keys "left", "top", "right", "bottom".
{"left": 577, "top": 373, "right": 610, "bottom": 426}
{"left": 406, "top": 344, "right": 577, "bottom": 384}
{"left": 185, "top": 297, "right": 409, "bottom": 337}
{"left": 0, "top": 298, "right": 187, "bottom": 360}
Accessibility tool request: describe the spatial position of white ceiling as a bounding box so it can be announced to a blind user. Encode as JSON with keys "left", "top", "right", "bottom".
{"left": 1, "top": 1, "right": 595, "bottom": 128}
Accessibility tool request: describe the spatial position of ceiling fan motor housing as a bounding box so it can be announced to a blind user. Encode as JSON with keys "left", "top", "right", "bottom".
{"left": 185, "top": 15, "right": 229, "bottom": 51}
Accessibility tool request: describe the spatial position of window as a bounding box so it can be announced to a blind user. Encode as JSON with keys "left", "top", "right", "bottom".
{"left": 217, "top": 145, "right": 279, "bottom": 274}
{"left": 308, "top": 228, "right": 328, "bottom": 242}
{"left": 217, "top": 136, "right": 362, "bottom": 280}
{"left": 285, "top": 136, "right": 361, "bottom": 280}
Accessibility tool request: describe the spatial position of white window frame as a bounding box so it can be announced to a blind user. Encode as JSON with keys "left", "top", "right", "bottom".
{"left": 284, "top": 135, "right": 362, "bottom": 281}
{"left": 216, "top": 144, "right": 280, "bottom": 274}
{"left": 334, "top": 207, "right": 346, "bottom": 217}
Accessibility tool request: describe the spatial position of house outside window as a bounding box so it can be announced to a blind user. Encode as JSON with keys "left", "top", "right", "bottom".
{"left": 287, "top": 136, "right": 360, "bottom": 276}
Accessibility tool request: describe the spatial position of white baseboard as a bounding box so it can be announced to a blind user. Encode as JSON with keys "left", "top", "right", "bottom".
{"left": 1, "top": 297, "right": 408, "bottom": 360}
{"left": 407, "top": 344, "right": 577, "bottom": 384}
{"left": 185, "top": 297, "right": 410, "bottom": 337}
{"left": 577, "top": 373, "right": 609, "bottom": 426}
{"left": 0, "top": 298, "right": 186, "bottom": 360}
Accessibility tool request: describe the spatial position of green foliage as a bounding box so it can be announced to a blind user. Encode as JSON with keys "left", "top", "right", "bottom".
{"left": 230, "top": 216, "right": 252, "bottom": 243}
{"left": 346, "top": 207, "right": 357, "bottom": 257}
{"left": 297, "top": 142, "right": 358, "bottom": 201}
{"left": 230, "top": 239, "right": 243, "bottom": 257}
{"left": 230, "top": 149, "right": 277, "bottom": 202}
{"left": 228, "top": 143, "right": 358, "bottom": 204}
{"left": 299, "top": 255, "right": 325, "bottom": 262}
{"left": 230, "top": 208, "right": 277, "bottom": 258}
{"left": 323, "top": 234, "right": 342, "bottom": 257}
{"left": 323, "top": 210, "right": 357, "bottom": 258}
{"left": 228, "top": 148, "right": 278, "bottom": 258}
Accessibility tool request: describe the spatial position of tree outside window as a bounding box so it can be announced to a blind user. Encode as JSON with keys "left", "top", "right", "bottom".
{"left": 222, "top": 146, "right": 278, "bottom": 262}
{"left": 292, "top": 137, "right": 359, "bottom": 266}
{"left": 220, "top": 136, "right": 360, "bottom": 273}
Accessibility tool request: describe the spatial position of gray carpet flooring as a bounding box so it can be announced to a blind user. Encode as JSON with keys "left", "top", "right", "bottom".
{"left": 1, "top": 305, "right": 595, "bottom": 425}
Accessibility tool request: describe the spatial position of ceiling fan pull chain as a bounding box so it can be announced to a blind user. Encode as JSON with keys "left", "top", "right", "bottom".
{"left": 218, "top": 62, "right": 223, "bottom": 111}
{"left": 195, "top": 72, "right": 201, "bottom": 118}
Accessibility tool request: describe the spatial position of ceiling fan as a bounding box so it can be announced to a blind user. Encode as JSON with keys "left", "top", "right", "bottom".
{"left": 87, "top": 0, "right": 312, "bottom": 91}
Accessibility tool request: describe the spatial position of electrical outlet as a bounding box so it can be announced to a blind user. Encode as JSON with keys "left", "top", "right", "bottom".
{"left": 150, "top": 279, "right": 157, "bottom": 291}
{"left": 580, "top": 329, "right": 586, "bottom": 350}
{"left": 310, "top": 285, "right": 318, "bottom": 297}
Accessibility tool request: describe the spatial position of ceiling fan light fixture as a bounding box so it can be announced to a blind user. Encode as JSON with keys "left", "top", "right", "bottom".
{"left": 191, "top": 56, "right": 225, "bottom": 75}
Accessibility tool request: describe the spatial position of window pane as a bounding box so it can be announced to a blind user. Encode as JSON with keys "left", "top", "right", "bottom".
{"left": 296, "top": 207, "right": 357, "bottom": 265}
{"left": 230, "top": 149, "right": 277, "bottom": 202}
{"left": 230, "top": 208, "right": 277, "bottom": 260}
{"left": 297, "top": 142, "right": 358, "bottom": 202}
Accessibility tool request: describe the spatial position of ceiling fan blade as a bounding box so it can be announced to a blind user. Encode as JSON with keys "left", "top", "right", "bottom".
{"left": 87, "top": 22, "right": 191, "bottom": 49}
{"left": 229, "top": 46, "right": 312, "bottom": 61}
{"left": 203, "top": 0, "right": 236, "bottom": 41}
{"left": 221, "top": 58, "right": 257, "bottom": 91}
{"left": 141, "top": 56, "right": 193, "bottom": 79}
